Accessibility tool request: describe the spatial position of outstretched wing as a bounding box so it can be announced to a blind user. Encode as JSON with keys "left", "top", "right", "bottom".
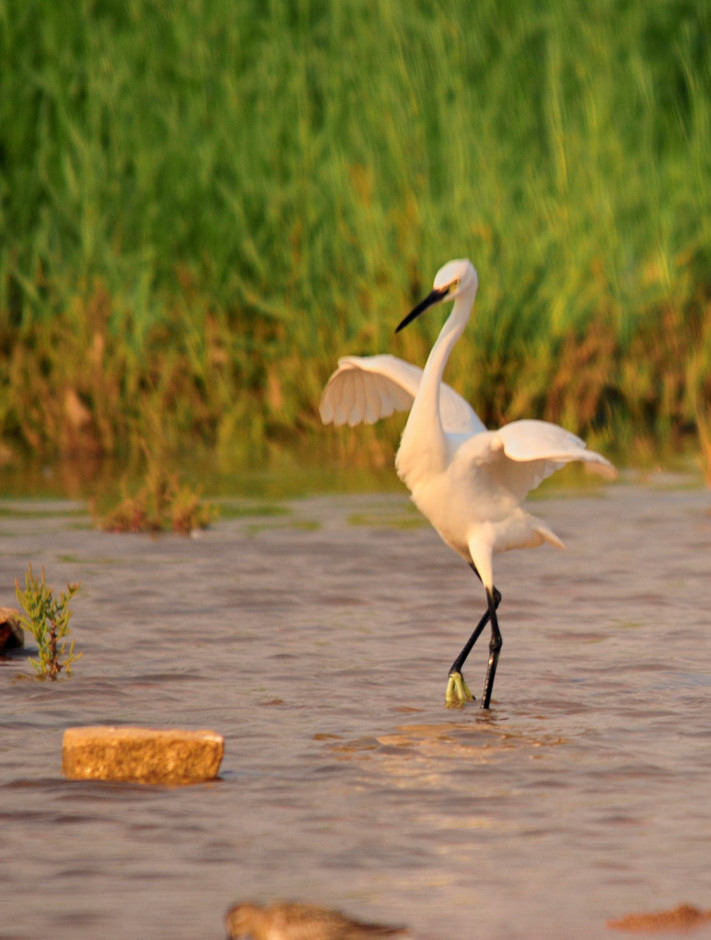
{"left": 319, "top": 354, "right": 485, "bottom": 436}
{"left": 457, "top": 418, "right": 616, "bottom": 502}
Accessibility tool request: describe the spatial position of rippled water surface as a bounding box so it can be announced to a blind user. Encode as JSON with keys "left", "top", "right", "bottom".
{"left": 2, "top": 481, "right": 711, "bottom": 939}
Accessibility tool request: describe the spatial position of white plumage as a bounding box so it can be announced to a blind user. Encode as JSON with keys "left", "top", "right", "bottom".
{"left": 320, "top": 259, "right": 616, "bottom": 708}
{"left": 320, "top": 353, "right": 486, "bottom": 435}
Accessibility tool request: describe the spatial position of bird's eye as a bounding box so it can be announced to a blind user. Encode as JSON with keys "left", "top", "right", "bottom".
{"left": 448, "top": 279, "right": 460, "bottom": 293}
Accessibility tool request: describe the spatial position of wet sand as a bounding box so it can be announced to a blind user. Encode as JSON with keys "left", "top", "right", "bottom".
{"left": 1, "top": 481, "right": 711, "bottom": 939}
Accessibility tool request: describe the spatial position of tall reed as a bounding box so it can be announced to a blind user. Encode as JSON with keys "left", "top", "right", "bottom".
{"left": 1, "top": 0, "right": 710, "bottom": 470}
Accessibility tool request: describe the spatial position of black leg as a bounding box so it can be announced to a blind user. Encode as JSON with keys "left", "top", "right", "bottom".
{"left": 448, "top": 606, "right": 491, "bottom": 678}
{"left": 448, "top": 564, "right": 502, "bottom": 679}
{"left": 480, "top": 586, "right": 502, "bottom": 710}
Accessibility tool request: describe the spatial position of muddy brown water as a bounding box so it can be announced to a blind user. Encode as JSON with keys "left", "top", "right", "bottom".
{"left": 1, "top": 481, "right": 711, "bottom": 939}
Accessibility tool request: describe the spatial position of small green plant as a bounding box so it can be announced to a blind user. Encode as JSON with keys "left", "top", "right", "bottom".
{"left": 95, "top": 457, "right": 216, "bottom": 534}
{"left": 15, "top": 564, "right": 82, "bottom": 680}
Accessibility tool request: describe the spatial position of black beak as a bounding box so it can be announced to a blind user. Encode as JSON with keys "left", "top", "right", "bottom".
{"left": 395, "top": 287, "right": 450, "bottom": 333}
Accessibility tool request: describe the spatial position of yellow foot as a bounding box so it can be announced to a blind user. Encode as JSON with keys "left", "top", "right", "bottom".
{"left": 445, "top": 671, "right": 475, "bottom": 707}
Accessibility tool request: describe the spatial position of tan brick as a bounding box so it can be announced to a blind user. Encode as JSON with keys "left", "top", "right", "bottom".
{"left": 62, "top": 726, "right": 224, "bottom": 784}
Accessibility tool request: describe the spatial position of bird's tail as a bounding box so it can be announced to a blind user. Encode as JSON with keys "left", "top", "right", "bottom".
{"left": 533, "top": 518, "right": 566, "bottom": 550}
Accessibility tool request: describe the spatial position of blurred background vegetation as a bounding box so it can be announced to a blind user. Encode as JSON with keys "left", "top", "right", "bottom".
{"left": 1, "top": 0, "right": 710, "bottom": 492}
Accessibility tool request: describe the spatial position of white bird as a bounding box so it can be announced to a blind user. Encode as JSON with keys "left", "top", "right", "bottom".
{"left": 320, "top": 259, "right": 616, "bottom": 708}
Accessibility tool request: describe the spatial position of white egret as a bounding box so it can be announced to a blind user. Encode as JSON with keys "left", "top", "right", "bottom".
{"left": 320, "top": 259, "right": 616, "bottom": 708}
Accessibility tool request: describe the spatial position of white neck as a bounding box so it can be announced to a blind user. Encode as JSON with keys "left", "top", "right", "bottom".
{"left": 420, "top": 293, "right": 473, "bottom": 410}
{"left": 396, "top": 288, "right": 476, "bottom": 484}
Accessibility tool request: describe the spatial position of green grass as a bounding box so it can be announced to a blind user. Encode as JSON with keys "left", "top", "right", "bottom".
{"left": 1, "top": 0, "right": 710, "bottom": 476}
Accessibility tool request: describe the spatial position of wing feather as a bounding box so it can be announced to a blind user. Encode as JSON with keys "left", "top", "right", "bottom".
{"left": 362, "top": 369, "right": 383, "bottom": 424}
{"left": 455, "top": 420, "right": 616, "bottom": 502}
{"left": 319, "top": 354, "right": 485, "bottom": 435}
{"left": 498, "top": 420, "right": 616, "bottom": 478}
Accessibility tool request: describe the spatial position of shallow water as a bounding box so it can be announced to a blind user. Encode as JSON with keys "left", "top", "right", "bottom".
{"left": 2, "top": 481, "right": 711, "bottom": 940}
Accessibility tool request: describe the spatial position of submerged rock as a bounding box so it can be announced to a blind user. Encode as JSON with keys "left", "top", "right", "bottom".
{"left": 62, "top": 726, "right": 224, "bottom": 784}
{"left": 0, "top": 607, "right": 24, "bottom": 654}
{"left": 608, "top": 902, "right": 711, "bottom": 931}
{"left": 224, "top": 901, "right": 409, "bottom": 940}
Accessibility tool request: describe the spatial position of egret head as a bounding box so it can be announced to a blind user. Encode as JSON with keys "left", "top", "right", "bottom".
{"left": 396, "top": 259, "right": 478, "bottom": 333}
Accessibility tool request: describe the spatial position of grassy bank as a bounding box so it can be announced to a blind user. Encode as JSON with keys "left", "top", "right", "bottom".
{"left": 1, "top": 0, "right": 710, "bottom": 474}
